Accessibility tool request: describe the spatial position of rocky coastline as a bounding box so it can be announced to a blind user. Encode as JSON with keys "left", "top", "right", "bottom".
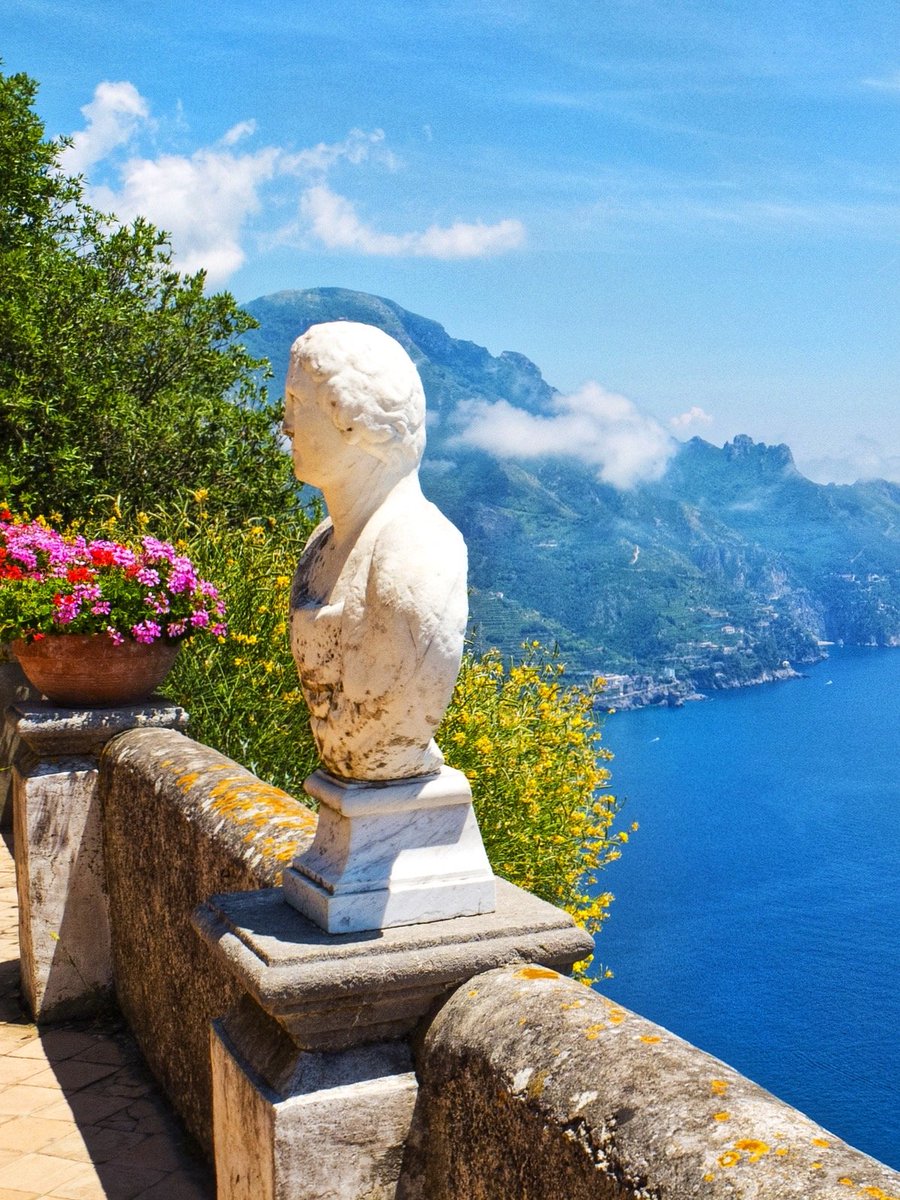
{"left": 598, "top": 661, "right": 812, "bottom": 711}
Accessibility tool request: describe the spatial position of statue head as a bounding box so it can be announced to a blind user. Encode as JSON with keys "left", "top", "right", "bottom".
{"left": 284, "top": 322, "right": 426, "bottom": 483}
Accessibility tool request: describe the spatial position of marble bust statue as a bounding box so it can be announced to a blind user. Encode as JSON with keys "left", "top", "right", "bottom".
{"left": 283, "top": 320, "right": 468, "bottom": 782}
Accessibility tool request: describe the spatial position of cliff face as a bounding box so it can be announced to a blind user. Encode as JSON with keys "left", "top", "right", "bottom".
{"left": 244, "top": 289, "right": 900, "bottom": 699}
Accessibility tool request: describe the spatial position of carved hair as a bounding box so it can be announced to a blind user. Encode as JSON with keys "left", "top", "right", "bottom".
{"left": 286, "top": 322, "right": 426, "bottom": 465}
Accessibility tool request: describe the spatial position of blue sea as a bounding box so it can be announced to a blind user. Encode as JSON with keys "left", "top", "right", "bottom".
{"left": 595, "top": 646, "right": 900, "bottom": 1169}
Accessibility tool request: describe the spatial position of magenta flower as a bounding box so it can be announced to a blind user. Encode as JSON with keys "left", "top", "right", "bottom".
{"left": 131, "top": 620, "right": 162, "bottom": 644}
{"left": 0, "top": 517, "right": 226, "bottom": 649}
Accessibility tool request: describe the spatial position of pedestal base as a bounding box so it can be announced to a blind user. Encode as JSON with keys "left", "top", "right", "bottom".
{"left": 197, "top": 872, "right": 594, "bottom": 1199}
{"left": 212, "top": 1020, "right": 417, "bottom": 1200}
{"left": 283, "top": 766, "right": 496, "bottom": 933}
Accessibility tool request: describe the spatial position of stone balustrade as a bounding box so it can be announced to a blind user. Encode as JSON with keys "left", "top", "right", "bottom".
{"left": 3, "top": 706, "right": 899, "bottom": 1198}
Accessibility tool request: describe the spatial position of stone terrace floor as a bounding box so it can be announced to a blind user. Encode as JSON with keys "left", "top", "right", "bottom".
{"left": 0, "top": 832, "right": 213, "bottom": 1199}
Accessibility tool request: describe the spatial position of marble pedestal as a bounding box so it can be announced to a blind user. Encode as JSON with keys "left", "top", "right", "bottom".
{"left": 283, "top": 765, "right": 496, "bottom": 933}
{"left": 6, "top": 699, "right": 187, "bottom": 1021}
{"left": 194, "top": 879, "right": 593, "bottom": 1200}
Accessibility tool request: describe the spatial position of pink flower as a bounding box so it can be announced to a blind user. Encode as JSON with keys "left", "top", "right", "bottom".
{"left": 167, "top": 558, "right": 198, "bottom": 594}
{"left": 190, "top": 610, "right": 209, "bottom": 629}
{"left": 107, "top": 629, "right": 126, "bottom": 646}
{"left": 131, "top": 620, "right": 162, "bottom": 644}
{"left": 141, "top": 537, "right": 176, "bottom": 563}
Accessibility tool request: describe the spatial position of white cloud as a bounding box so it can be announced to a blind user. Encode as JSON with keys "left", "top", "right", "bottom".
{"left": 63, "top": 81, "right": 525, "bottom": 282}
{"left": 283, "top": 128, "right": 399, "bottom": 174}
{"left": 799, "top": 436, "right": 900, "bottom": 485}
{"left": 454, "top": 382, "right": 675, "bottom": 488}
{"left": 221, "top": 119, "right": 258, "bottom": 146}
{"left": 301, "top": 184, "right": 525, "bottom": 259}
{"left": 670, "top": 405, "right": 713, "bottom": 431}
{"left": 60, "top": 81, "right": 150, "bottom": 175}
{"left": 91, "top": 146, "right": 280, "bottom": 283}
{"left": 863, "top": 71, "right": 900, "bottom": 92}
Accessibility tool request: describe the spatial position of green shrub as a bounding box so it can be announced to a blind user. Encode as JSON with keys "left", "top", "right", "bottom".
{"left": 0, "top": 67, "right": 295, "bottom": 522}
{"left": 16, "top": 499, "right": 625, "bottom": 975}
{"left": 157, "top": 506, "right": 624, "bottom": 965}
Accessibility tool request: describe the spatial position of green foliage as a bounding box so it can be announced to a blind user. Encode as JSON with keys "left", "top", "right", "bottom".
{"left": 0, "top": 67, "right": 295, "bottom": 521}
{"left": 110, "top": 502, "right": 623, "bottom": 964}
{"left": 440, "top": 645, "right": 625, "bottom": 967}
{"left": 159, "top": 502, "right": 321, "bottom": 797}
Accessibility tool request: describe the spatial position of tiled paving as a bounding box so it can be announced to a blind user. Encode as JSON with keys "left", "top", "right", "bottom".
{"left": 0, "top": 833, "right": 214, "bottom": 1199}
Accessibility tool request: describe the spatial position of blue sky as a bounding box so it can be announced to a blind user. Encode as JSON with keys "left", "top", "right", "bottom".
{"left": 6, "top": 0, "right": 900, "bottom": 483}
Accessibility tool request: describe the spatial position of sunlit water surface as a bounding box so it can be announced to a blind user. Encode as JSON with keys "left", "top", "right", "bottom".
{"left": 595, "top": 646, "right": 900, "bottom": 1169}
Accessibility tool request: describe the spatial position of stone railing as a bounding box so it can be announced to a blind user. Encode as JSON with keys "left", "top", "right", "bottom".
{"left": 100, "top": 727, "right": 316, "bottom": 1154}
{"left": 0, "top": 650, "right": 36, "bottom": 825}
{"left": 403, "top": 965, "right": 900, "bottom": 1200}
{"left": 4, "top": 705, "right": 899, "bottom": 1199}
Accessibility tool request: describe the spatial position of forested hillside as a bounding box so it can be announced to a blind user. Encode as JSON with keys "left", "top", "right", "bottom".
{"left": 245, "top": 288, "right": 900, "bottom": 703}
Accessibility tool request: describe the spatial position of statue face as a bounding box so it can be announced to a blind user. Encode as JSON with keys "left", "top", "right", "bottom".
{"left": 283, "top": 375, "right": 354, "bottom": 489}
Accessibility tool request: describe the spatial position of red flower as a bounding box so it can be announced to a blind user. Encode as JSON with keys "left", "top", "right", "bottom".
{"left": 2, "top": 565, "right": 23, "bottom": 581}
{"left": 0, "top": 509, "right": 11, "bottom": 521}
{"left": 66, "top": 566, "right": 95, "bottom": 584}
{"left": 31, "top": 633, "right": 45, "bottom": 642}
{"left": 52, "top": 592, "right": 64, "bottom": 607}
{"left": 89, "top": 548, "right": 116, "bottom": 567}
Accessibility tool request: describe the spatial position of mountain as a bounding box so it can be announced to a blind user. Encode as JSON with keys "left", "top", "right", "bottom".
{"left": 243, "top": 288, "right": 900, "bottom": 704}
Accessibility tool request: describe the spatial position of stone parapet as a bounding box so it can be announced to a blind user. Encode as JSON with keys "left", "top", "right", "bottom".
{"left": 0, "top": 658, "right": 38, "bottom": 826}
{"left": 401, "top": 964, "right": 900, "bottom": 1200}
{"left": 196, "top": 881, "right": 592, "bottom": 1056}
{"left": 197, "top": 858, "right": 591, "bottom": 1198}
{"left": 100, "top": 727, "right": 316, "bottom": 1154}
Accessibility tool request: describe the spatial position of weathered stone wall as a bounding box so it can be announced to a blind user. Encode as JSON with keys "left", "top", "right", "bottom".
{"left": 99, "top": 728, "right": 316, "bottom": 1154}
{"left": 401, "top": 964, "right": 900, "bottom": 1200}
{"left": 94, "top": 729, "right": 900, "bottom": 1193}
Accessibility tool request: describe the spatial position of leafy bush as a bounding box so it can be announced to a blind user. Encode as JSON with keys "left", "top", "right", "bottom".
{"left": 156, "top": 499, "right": 321, "bottom": 797}
{"left": 439, "top": 645, "right": 626, "bottom": 970}
{"left": 0, "top": 68, "right": 295, "bottom": 521}
{"left": 150, "top": 505, "right": 623, "bottom": 964}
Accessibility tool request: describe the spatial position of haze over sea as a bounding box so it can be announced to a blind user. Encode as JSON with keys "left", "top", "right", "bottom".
{"left": 596, "top": 646, "right": 900, "bottom": 1169}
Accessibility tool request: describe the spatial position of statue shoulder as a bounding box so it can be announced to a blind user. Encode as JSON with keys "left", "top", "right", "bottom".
{"left": 362, "top": 499, "right": 468, "bottom": 628}
{"left": 370, "top": 499, "right": 467, "bottom": 585}
{"left": 376, "top": 496, "right": 465, "bottom": 561}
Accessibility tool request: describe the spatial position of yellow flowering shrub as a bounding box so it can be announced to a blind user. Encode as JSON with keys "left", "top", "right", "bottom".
{"left": 440, "top": 643, "right": 626, "bottom": 974}
{"left": 154, "top": 501, "right": 321, "bottom": 798}
{"left": 98, "top": 503, "right": 626, "bottom": 974}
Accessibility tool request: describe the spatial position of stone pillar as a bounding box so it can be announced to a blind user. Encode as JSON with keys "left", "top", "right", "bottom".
{"left": 7, "top": 699, "right": 188, "bottom": 1022}
{"left": 194, "top": 880, "right": 593, "bottom": 1200}
{"left": 0, "top": 649, "right": 37, "bottom": 827}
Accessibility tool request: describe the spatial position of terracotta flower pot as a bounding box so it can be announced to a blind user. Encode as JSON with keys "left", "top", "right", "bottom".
{"left": 12, "top": 634, "right": 180, "bottom": 708}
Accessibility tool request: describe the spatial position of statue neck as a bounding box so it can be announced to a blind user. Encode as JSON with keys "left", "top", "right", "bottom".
{"left": 322, "top": 462, "right": 421, "bottom": 550}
